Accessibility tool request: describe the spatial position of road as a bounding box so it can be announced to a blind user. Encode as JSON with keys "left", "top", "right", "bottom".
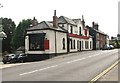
{"left": 1, "top": 49, "right": 119, "bottom": 81}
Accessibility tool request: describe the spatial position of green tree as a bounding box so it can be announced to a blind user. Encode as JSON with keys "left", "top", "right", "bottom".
{"left": 11, "top": 19, "right": 32, "bottom": 50}
{"left": 1, "top": 18, "right": 16, "bottom": 53}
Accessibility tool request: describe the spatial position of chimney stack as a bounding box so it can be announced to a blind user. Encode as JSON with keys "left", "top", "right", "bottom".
{"left": 92, "top": 21, "right": 99, "bottom": 30}
{"left": 92, "top": 21, "right": 94, "bottom": 28}
{"left": 32, "top": 17, "right": 38, "bottom": 26}
{"left": 53, "top": 10, "right": 58, "bottom": 28}
{"left": 82, "top": 15, "right": 85, "bottom": 28}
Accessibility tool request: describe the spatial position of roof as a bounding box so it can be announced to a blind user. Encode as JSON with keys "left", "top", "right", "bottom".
{"left": 27, "top": 21, "right": 49, "bottom": 30}
{"left": 88, "top": 26, "right": 107, "bottom": 35}
{"left": 27, "top": 21, "right": 67, "bottom": 33}
{"left": 58, "top": 16, "right": 76, "bottom": 25}
{"left": 72, "top": 19, "right": 81, "bottom": 22}
{"left": 97, "top": 29, "right": 107, "bottom": 35}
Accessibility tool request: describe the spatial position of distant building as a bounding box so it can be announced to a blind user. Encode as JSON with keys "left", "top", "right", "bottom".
{"left": 86, "top": 22, "right": 107, "bottom": 50}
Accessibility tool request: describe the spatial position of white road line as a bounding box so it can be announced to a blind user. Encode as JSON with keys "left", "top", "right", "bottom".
{"left": 67, "top": 57, "right": 86, "bottom": 64}
{"left": 19, "top": 51, "right": 116, "bottom": 76}
{"left": 66, "top": 52, "right": 112, "bottom": 64}
{"left": 19, "top": 65, "right": 58, "bottom": 76}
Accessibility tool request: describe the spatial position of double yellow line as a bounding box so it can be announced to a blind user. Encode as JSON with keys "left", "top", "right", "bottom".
{"left": 89, "top": 59, "right": 120, "bottom": 83}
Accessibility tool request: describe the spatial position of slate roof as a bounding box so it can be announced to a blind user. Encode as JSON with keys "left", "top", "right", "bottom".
{"left": 88, "top": 26, "right": 107, "bottom": 35}
{"left": 58, "top": 16, "right": 76, "bottom": 25}
{"left": 27, "top": 21, "right": 67, "bottom": 33}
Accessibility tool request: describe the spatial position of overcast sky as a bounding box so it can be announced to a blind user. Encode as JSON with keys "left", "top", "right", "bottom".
{"left": 0, "top": 0, "right": 119, "bottom": 37}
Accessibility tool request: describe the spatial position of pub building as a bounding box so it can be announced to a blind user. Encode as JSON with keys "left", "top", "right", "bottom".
{"left": 25, "top": 10, "right": 93, "bottom": 61}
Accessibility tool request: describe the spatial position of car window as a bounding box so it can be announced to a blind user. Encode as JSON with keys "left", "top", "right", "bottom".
{"left": 20, "top": 54, "right": 25, "bottom": 56}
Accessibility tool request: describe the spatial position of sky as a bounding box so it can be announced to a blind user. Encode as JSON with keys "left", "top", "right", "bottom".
{"left": 0, "top": 0, "right": 119, "bottom": 37}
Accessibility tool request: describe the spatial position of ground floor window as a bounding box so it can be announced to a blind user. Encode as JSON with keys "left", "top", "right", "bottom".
{"left": 85, "top": 41, "right": 89, "bottom": 49}
{"left": 77, "top": 40, "right": 79, "bottom": 49}
{"left": 63, "top": 38, "right": 65, "bottom": 49}
{"left": 82, "top": 41, "right": 83, "bottom": 50}
{"left": 90, "top": 41, "right": 92, "bottom": 49}
{"left": 29, "top": 33, "right": 46, "bottom": 51}
{"left": 74, "top": 40, "right": 75, "bottom": 49}
{"left": 70, "top": 39, "right": 73, "bottom": 49}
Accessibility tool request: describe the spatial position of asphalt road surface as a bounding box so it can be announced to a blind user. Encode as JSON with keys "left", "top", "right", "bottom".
{"left": 1, "top": 49, "right": 119, "bottom": 81}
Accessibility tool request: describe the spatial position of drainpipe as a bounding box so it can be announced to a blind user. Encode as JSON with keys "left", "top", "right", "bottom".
{"left": 54, "top": 31, "right": 57, "bottom": 56}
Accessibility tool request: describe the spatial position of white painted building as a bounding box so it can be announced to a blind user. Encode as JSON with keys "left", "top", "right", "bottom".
{"left": 25, "top": 10, "right": 93, "bottom": 60}
{"left": 58, "top": 15, "right": 93, "bottom": 52}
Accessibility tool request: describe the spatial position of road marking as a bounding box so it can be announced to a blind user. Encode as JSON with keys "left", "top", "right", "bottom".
{"left": 66, "top": 53, "right": 104, "bottom": 64}
{"left": 19, "top": 52, "right": 117, "bottom": 76}
{"left": 19, "top": 65, "right": 58, "bottom": 76}
{"left": 88, "top": 59, "right": 120, "bottom": 83}
{"left": 66, "top": 57, "right": 86, "bottom": 64}
{"left": 1, "top": 50, "right": 117, "bottom": 69}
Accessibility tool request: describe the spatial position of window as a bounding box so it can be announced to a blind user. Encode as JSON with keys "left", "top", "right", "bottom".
{"left": 70, "top": 39, "right": 73, "bottom": 49}
{"left": 77, "top": 40, "right": 79, "bottom": 49}
{"left": 82, "top": 41, "right": 83, "bottom": 49}
{"left": 62, "top": 38, "right": 65, "bottom": 49}
{"left": 85, "top": 41, "right": 89, "bottom": 49}
{"left": 84, "top": 29, "right": 87, "bottom": 36}
{"left": 29, "top": 33, "right": 45, "bottom": 51}
{"left": 70, "top": 26, "right": 73, "bottom": 34}
{"left": 74, "top": 40, "right": 75, "bottom": 49}
{"left": 90, "top": 41, "right": 92, "bottom": 49}
{"left": 79, "top": 27, "right": 81, "bottom": 35}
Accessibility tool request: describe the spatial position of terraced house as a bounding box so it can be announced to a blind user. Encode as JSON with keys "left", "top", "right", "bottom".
{"left": 25, "top": 10, "right": 93, "bottom": 60}
{"left": 86, "top": 22, "right": 107, "bottom": 50}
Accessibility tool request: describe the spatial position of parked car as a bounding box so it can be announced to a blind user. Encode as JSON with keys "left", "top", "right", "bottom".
{"left": 17, "top": 53, "right": 27, "bottom": 63}
{"left": 109, "top": 45, "right": 114, "bottom": 49}
{"left": 102, "top": 44, "right": 111, "bottom": 50}
{"left": 2, "top": 53, "right": 27, "bottom": 64}
{"left": 2, "top": 54, "right": 18, "bottom": 64}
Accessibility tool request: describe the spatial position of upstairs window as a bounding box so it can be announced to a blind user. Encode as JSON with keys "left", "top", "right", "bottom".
{"left": 70, "top": 26, "right": 73, "bottom": 34}
{"left": 79, "top": 27, "right": 82, "bottom": 35}
{"left": 84, "top": 29, "right": 87, "bottom": 36}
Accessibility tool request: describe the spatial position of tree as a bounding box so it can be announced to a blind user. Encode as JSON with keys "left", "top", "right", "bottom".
{"left": 1, "top": 18, "right": 16, "bottom": 53}
{"left": 11, "top": 19, "right": 32, "bottom": 50}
